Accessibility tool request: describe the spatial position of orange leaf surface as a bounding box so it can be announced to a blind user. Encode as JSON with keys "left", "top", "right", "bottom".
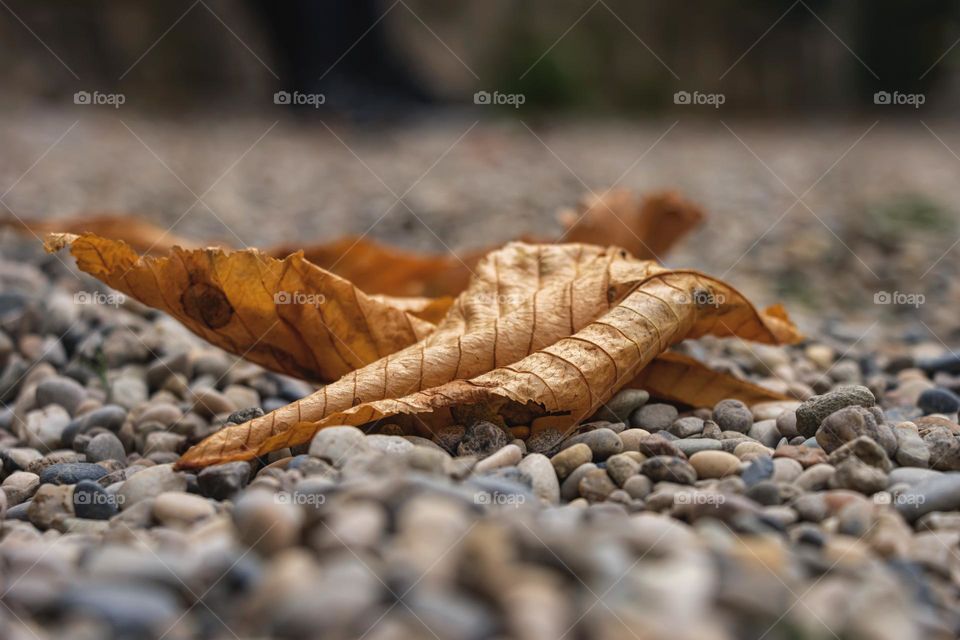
{"left": 157, "top": 242, "right": 800, "bottom": 468}
{"left": 44, "top": 233, "right": 436, "bottom": 383}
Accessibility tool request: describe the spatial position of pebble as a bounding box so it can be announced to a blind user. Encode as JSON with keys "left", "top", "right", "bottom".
{"left": 796, "top": 385, "right": 876, "bottom": 438}
{"left": 922, "top": 427, "right": 960, "bottom": 471}
{"left": 775, "top": 410, "right": 799, "bottom": 438}
{"left": 689, "top": 450, "right": 741, "bottom": 478}
{"left": 560, "top": 428, "right": 622, "bottom": 460}
{"left": 636, "top": 433, "right": 685, "bottom": 458}
{"left": 830, "top": 457, "right": 888, "bottom": 495}
{"left": 78, "top": 404, "right": 127, "bottom": 433}
{"left": 73, "top": 479, "right": 120, "bottom": 520}
{"left": 27, "top": 483, "right": 74, "bottom": 529}
{"left": 668, "top": 416, "right": 704, "bottom": 438}
{"left": 39, "top": 462, "right": 107, "bottom": 485}
{"left": 551, "top": 443, "right": 592, "bottom": 479}
{"left": 630, "top": 403, "right": 678, "bottom": 431}
{"left": 816, "top": 406, "right": 896, "bottom": 454}
{"left": 595, "top": 388, "right": 649, "bottom": 423}
{"left": 748, "top": 419, "right": 780, "bottom": 447}
{"left": 197, "top": 461, "right": 251, "bottom": 499}
{"left": 2, "top": 470, "right": 40, "bottom": 505}
{"left": 674, "top": 437, "right": 723, "bottom": 456}
{"left": 578, "top": 468, "right": 617, "bottom": 501}
{"left": 712, "top": 399, "right": 753, "bottom": 433}
{"left": 118, "top": 464, "right": 187, "bottom": 508}
{"left": 795, "top": 464, "right": 836, "bottom": 491}
{"left": 526, "top": 429, "right": 563, "bottom": 456}
{"left": 24, "top": 404, "right": 71, "bottom": 450}
{"left": 605, "top": 453, "right": 641, "bottom": 486}
{"left": 34, "top": 375, "right": 87, "bottom": 416}
{"left": 733, "top": 441, "right": 771, "bottom": 460}
{"left": 110, "top": 376, "right": 148, "bottom": 410}
{"left": 232, "top": 489, "right": 304, "bottom": 554}
{"left": 475, "top": 444, "right": 523, "bottom": 473}
{"left": 191, "top": 387, "right": 236, "bottom": 418}
{"left": 896, "top": 473, "right": 960, "bottom": 521}
{"left": 641, "top": 456, "right": 697, "bottom": 484}
{"left": 622, "top": 474, "right": 652, "bottom": 499}
{"left": 309, "top": 426, "right": 368, "bottom": 466}
{"left": 85, "top": 431, "right": 126, "bottom": 463}
{"left": 827, "top": 436, "right": 892, "bottom": 471}
{"left": 741, "top": 456, "right": 775, "bottom": 486}
{"left": 893, "top": 423, "right": 930, "bottom": 468}
{"left": 917, "top": 387, "right": 960, "bottom": 415}
{"left": 457, "top": 421, "right": 510, "bottom": 458}
{"left": 774, "top": 444, "right": 828, "bottom": 468}
{"left": 365, "top": 434, "right": 414, "bottom": 455}
{"left": 517, "top": 453, "right": 560, "bottom": 503}
{"left": 560, "top": 463, "right": 597, "bottom": 501}
{"left": 152, "top": 491, "right": 216, "bottom": 527}
{"left": 771, "top": 457, "right": 804, "bottom": 483}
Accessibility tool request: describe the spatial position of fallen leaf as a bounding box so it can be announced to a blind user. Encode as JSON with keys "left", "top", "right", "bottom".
{"left": 155, "top": 242, "right": 799, "bottom": 468}
{"left": 16, "top": 188, "right": 702, "bottom": 296}
{"left": 628, "top": 351, "right": 790, "bottom": 407}
{"left": 44, "top": 233, "right": 436, "bottom": 382}
{"left": 557, "top": 189, "right": 704, "bottom": 261}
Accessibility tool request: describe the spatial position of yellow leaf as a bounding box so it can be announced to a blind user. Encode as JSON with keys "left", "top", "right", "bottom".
{"left": 44, "top": 233, "right": 435, "bottom": 382}
{"left": 162, "top": 242, "right": 800, "bottom": 468}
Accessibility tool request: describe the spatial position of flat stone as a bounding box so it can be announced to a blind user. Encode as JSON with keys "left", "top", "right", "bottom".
{"left": 309, "top": 426, "right": 368, "bottom": 466}
{"left": 560, "top": 428, "right": 622, "bottom": 460}
{"left": 118, "top": 464, "right": 187, "bottom": 508}
{"left": 152, "top": 491, "right": 216, "bottom": 527}
{"left": 668, "top": 417, "right": 704, "bottom": 438}
{"left": 689, "top": 450, "right": 741, "bottom": 479}
{"left": 39, "top": 462, "right": 108, "bottom": 485}
{"left": 630, "top": 403, "right": 678, "bottom": 432}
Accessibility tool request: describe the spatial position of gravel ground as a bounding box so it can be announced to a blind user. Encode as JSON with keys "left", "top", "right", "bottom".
{"left": 3, "top": 110, "right": 960, "bottom": 639}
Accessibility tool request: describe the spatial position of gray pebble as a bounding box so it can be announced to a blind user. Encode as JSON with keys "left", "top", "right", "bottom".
{"left": 712, "top": 399, "right": 753, "bottom": 434}
{"left": 796, "top": 385, "right": 875, "bottom": 438}
{"left": 85, "top": 432, "right": 126, "bottom": 463}
{"left": 630, "top": 403, "right": 678, "bottom": 432}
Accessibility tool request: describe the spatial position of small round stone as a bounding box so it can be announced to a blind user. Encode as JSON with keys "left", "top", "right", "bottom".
{"left": 118, "top": 464, "right": 187, "bottom": 508}
{"left": 668, "top": 417, "right": 704, "bottom": 438}
{"left": 631, "top": 403, "right": 678, "bottom": 432}
{"left": 457, "top": 422, "right": 510, "bottom": 459}
{"left": 85, "top": 432, "right": 126, "bottom": 463}
{"left": 689, "top": 450, "right": 741, "bottom": 479}
{"left": 39, "top": 462, "right": 108, "bottom": 485}
{"left": 560, "top": 428, "right": 623, "bottom": 460}
{"left": 73, "top": 480, "right": 119, "bottom": 520}
{"left": 917, "top": 388, "right": 960, "bottom": 415}
{"left": 527, "top": 428, "right": 564, "bottom": 456}
{"left": 517, "top": 453, "right": 560, "bottom": 503}
{"left": 551, "top": 443, "right": 592, "bottom": 479}
{"left": 232, "top": 489, "right": 304, "bottom": 554}
{"left": 309, "top": 426, "right": 368, "bottom": 466}
{"left": 712, "top": 399, "right": 753, "bottom": 434}
{"left": 35, "top": 376, "right": 87, "bottom": 416}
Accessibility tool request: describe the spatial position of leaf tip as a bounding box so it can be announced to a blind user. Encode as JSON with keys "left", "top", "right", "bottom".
{"left": 43, "top": 232, "right": 78, "bottom": 253}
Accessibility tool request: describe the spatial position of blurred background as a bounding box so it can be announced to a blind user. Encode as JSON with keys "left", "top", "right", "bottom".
{"left": 2, "top": 0, "right": 960, "bottom": 344}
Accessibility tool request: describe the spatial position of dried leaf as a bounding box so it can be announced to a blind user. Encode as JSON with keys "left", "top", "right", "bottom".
{"left": 557, "top": 189, "right": 704, "bottom": 261}
{"left": 629, "top": 351, "right": 790, "bottom": 407}
{"left": 44, "top": 233, "right": 436, "bottom": 382}
{"left": 166, "top": 242, "right": 799, "bottom": 468}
